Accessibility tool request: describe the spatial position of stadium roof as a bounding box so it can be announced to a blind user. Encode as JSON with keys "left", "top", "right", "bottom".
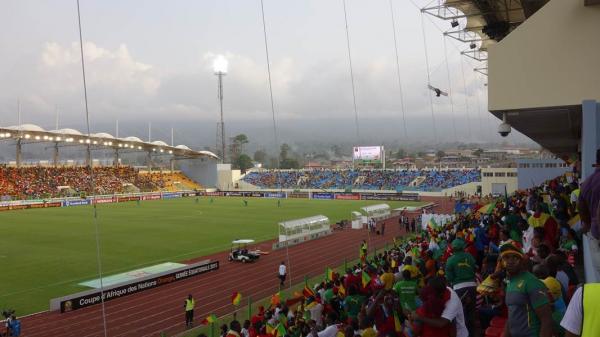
{"left": 423, "top": 0, "right": 550, "bottom": 65}
{"left": 0, "top": 124, "right": 218, "bottom": 160}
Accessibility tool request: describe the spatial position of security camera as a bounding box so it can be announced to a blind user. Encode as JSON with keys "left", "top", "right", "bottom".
{"left": 498, "top": 113, "right": 511, "bottom": 137}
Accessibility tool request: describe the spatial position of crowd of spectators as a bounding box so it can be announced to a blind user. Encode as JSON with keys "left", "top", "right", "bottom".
{"left": 224, "top": 173, "right": 589, "bottom": 337}
{"left": 242, "top": 169, "right": 481, "bottom": 191}
{"left": 0, "top": 166, "right": 168, "bottom": 199}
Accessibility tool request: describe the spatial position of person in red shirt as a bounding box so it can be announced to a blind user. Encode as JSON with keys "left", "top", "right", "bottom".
{"left": 413, "top": 284, "right": 454, "bottom": 337}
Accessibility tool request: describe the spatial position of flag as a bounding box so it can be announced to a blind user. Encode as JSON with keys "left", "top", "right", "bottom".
{"left": 477, "top": 203, "right": 495, "bottom": 214}
{"left": 338, "top": 283, "right": 346, "bottom": 297}
{"left": 326, "top": 267, "right": 334, "bottom": 281}
{"left": 275, "top": 323, "right": 287, "bottom": 337}
{"left": 266, "top": 322, "right": 276, "bottom": 334}
{"left": 393, "top": 312, "right": 402, "bottom": 333}
{"left": 361, "top": 271, "right": 371, "bottom": 288}
{"left": 231, "top": 291, "right": 242, "bottom": 306}
{"left": 427, "top": 217, "right": 439, "bottom": 230}
{"left": 201, "top": 313, "right": 217, "bottom": 325}
{"left": 302, "top": 285, "right": 315, "bottom": 298}
{"left": 270, "top": 291, "right": 281, "bottom": 305}
{"left": 568, "top": 214, "right": 580, "bottom": 228}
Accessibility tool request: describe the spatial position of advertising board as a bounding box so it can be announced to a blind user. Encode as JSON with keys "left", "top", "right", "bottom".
{"left": 312, "top": 192, "right": 334, "bottom": 200}
{"left": 335, "top": 193, "right": 360, "bottom": 200}
{"left": 162, "top": 192, "right": 181, "bottom": 199}
{"left": 63, "top": 199, "right": 91, "bottom": 207}
{"left": 59, "top": 261, "right": 219, "bottom": 313}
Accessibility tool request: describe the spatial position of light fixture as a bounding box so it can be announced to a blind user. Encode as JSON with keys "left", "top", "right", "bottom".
{"left": 138, "top": 146, "right": 142, "bottom": 150}
{"left": 213, "top": 55, "right": 228, "bottom": 74}
{"left": 92, "top": 140, "right": 97, "bottom": 145}
{"left": 48, "top": 137, "right": 53, "bottom": 141}
{"left": 108, "top": 141, "right": 112, "bottom": 146}
{"left": 152, "top": 148, "right": 156, "bottom": 152}
{"left": 451, "top": 19, "right": 459, "bottom": 28}
{"left": 43, "top": 135, "right": 48, "bottom": 140}
{"left": 168, "top": 150, "right": 173, "bottom": 154}
{"left": 35, "top": 135, "right": 41, "bottom": 140}
{"left": 79, "top": 139, "right": 84, "bottom": 143}
{"left": 85, "top": 139, "right": 91, "bottom": 144}
{"left": 56, "top": 136, "right": 61, "bottom": 141}
{"left": 160, "top": 149, "right": 164, "bottom": 153}
{"left": 118, "top": 144, "right": 123, "bottom": 148}
{"left": 24, "top": 134, "right": 31, "bottom": 139}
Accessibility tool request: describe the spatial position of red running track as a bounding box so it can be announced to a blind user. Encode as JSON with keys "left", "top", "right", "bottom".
{"left": 21, "top": 198, "right": 452, "bottom": 337}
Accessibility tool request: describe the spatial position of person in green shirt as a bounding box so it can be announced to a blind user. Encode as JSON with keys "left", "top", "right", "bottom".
{"left": 343, "top": 285, "right": 366, "bottom": 319}
{"left": 445, "top": 238, "right": 478, "bottom": 335}
{"left": 501, "top": 243, "right": 553, "bottom": 337}
{"left": 393, "top": 269, "right": 418, "bottom": 311}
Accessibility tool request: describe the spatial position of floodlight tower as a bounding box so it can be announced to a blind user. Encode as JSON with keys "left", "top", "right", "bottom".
{"left": 214, "top": 55, "right": 228, "bottom": 163}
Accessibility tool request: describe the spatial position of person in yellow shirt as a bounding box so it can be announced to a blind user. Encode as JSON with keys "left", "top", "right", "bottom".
{"left": 380, "top": 265, "right": 395, "bottom": 290}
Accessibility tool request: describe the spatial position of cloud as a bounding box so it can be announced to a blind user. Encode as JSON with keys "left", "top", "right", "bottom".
{"left": 0, "top": 40, "right": 511, "bottom": 145}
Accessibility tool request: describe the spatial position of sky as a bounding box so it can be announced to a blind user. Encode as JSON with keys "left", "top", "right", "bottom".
{"left": 0, "top": 0, "right": 532, "bottom": 150}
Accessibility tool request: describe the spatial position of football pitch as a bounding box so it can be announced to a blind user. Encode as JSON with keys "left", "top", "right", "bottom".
{"left": 0, "top": 196, "right": 423, "bottom": 315}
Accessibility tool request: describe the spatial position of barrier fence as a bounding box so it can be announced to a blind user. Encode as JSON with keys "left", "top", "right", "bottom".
{"left": 0, "top": 190, "right": 421, "bottom": 212}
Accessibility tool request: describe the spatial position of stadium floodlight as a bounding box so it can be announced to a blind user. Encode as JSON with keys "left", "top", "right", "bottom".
{"left": 108, "top": 141, "right": 112, "bottom": 146}
{"left": 168, "top": 150, "right": 173, "bottom": 154}
{"left": 92, "top": 140, "right": 97, "bottom": 145}
{"left": 118, "top": 143, "right": 123, "bottom": 147}
{"left": 35, "top": 135, "right": 41, "bottom": 140}
{"left": 43, "top": 135, "right": 48, "bottom": 140}
{"left": 0, "top": 133, "right": 3, "bottom": 137}
{"left": 152, "top": 148, "right": 156, "bottom": 152}
{"left": 56, "top": 136, "right": 61, "bottom": 141}
{"left": 160, "top": 149, "right": 164, "bottom": 153}
{"left": 85, "top": 139, "right": 91, "bottom": 144}
{"left": 79, "top": 139, "right": 84, "bottom": 143}
{"left": 214, "top": 54, "right": 228, "bottom": 163}
{"left": 24, "top": 134, "right": 31, "bottom": 139}
{"left": 213, "top": 55, "right": 228, "bottom": 75}
{"left": 48, "top": 137, "right": 53, "bottom": 141}
{"left": 137, "top": 146, "right": 142, "bottom": 150}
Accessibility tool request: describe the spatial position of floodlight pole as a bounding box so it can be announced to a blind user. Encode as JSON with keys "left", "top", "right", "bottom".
{"left": 216, "top": 71, "right": 226, "bottom": 163}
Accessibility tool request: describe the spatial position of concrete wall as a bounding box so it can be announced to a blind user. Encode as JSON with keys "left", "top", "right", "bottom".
{"left": 488, "top": 0, "right": 600, "bottom": 111}
{"left": 516, "top": 158, "right": 570, "bottom": 189}
{"left": 481, "top": 168, "right": 519, "bottom": 196}
{"left": 176, "top": 157, "right": 218, "bottom": 188}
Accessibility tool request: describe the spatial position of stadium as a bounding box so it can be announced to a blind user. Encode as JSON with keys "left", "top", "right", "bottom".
{"left": 1, "top": 1, "right": 600, "bottom": 337}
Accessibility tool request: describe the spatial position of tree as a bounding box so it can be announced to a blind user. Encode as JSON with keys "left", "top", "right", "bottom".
{"left": 253, "top": 150, "right": 267, "bottom": 163}
{"left": 230, "top": 134, "right": 249, "bottom": 159}
{"left": 395, "top": 148, "right": 406, "bottom": 159}
{"left": 233, "top": 154, "right": 254, "bottom": 172}
{"left": 280, "top": 143, "right": 291, "bottom": 161}
{"left": 233, "top": 134, "right": 249, "bottom": 152}
{"left": 280, "top": 158, "right": 300, "bottom": 169}
{"left": 436, "top": 150, "right": 446, "bottom": 159}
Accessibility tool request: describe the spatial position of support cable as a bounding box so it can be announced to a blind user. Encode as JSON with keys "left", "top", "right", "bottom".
{"left": 419, "top": 11, "right": 438, "bottom": 144}
{"left": 442, "top": 36, "right": 458, "bottom": 142}
{"left": 259, "top": 0, "right": 290, "bottom": 288}
{"left": 342, "top": 0, "right": 360, "bottom": 142}
{"left": 76, "top": 1, "right": 108, "bottom": 336}
{"left": 388, "top": 0, "right": 408, "bottom": 141}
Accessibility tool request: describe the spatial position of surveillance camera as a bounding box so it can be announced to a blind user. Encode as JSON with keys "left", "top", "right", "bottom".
{"left": 498, "top": 122, "right": 511, "bottom": 137}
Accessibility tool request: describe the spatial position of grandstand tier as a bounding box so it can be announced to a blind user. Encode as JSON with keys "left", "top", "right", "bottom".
{"left": 241, "top": 169, "right": 481, "bottom": 192}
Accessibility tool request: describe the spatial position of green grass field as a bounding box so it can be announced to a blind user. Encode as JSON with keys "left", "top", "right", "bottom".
{"left": 0, "top": 197, "right": 423, "bottom": 315}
